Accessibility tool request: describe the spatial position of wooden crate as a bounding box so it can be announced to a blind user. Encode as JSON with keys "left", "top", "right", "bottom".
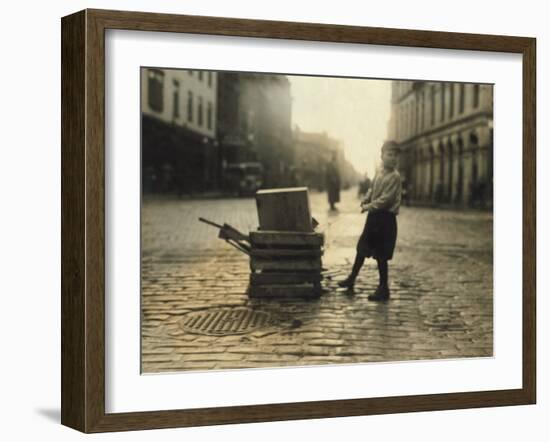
{"left": 250, "top": 230, "right": 324, "bottom": 248}
{"left": 246, "top": 226, "right": 324, "bottom": 300}
{"left": 255, "top": 187, "right": 312, "bottom": 232}
{"left": 250, "top": 248, "right": 323, "bottom": 259}
{"left": 250, "top": 256, "right": 322, "bottom": 272}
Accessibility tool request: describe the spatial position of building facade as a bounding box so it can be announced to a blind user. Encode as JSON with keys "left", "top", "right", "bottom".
{"left": 292, "top": 128, "right": 359, "bottom": 191}
{"left": 387, "top": 80, "right": 493, "bottom": 207}
{"left": 217, "top": 72, "right": 293, "bottom": 188}
{"left": 141, "top": 68, "right": 218, "bottom": 194}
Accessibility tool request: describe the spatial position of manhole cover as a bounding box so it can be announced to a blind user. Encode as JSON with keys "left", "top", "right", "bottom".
{"left": 179, "top": 307, "right": 275, "bottom": 336}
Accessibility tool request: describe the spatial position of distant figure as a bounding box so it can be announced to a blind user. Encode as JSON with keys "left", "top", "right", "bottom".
{"left": 402, "top": 177, "right": 411, "bottom": 206}
{"left": 143, "top": 165, "right": 157, "bottom": 194}
{"left": 325, "top": 153, "right": 341, "bottom": 211}
{"left": 161, "top": 163, "right": 175, "bottom": 193}
{"left": 477, "top": 180, "right": 487, "bottom": 209}
{"left": 434, "top": 181, "right": 443, "bottom": 204}
{"left": 288, "top": 166, "right": 300, "bottom": 187}
{"left": 358, "top": 173, "right": 372, "bottom": 199}
{"left": 471, "top": 179, "right": 487, "bottom": 209}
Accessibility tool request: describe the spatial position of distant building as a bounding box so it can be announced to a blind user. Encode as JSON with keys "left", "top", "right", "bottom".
{"left": 292, "top": 128, "right": 359, "bottom": 191}
{"left": 141, "top": 68, "right": 218, "bottom": 194}
{"left": 217, "top": 72, "right": 293, "bottom": 188}
{"left": 387, "top": 80, "right": 493, "bottom": 207}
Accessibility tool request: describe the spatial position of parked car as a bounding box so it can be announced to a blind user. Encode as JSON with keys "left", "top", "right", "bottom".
{"left": 224, "top": 162, "right": 264, "bottom": 196}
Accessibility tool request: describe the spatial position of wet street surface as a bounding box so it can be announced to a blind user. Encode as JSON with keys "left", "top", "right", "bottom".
{"left": 141, "top": 189, "right": 493, "bottom": 373}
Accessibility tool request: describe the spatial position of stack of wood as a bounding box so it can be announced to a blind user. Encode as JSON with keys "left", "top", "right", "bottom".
{"left": 248, "top": 187, "right": 324, "bottom": 299}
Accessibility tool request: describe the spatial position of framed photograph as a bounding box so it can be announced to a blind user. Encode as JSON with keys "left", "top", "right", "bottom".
{"left": 61, "top": 9, "right": 536, "bottom": 433}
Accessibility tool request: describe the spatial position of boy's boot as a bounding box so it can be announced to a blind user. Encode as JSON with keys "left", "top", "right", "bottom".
{"left": 338, "top": 276, "right": 356, "bottom": 288}
{"left": 368, "top": 284, "right": 390, "bottom": 301}
{"left": 369, "top": 259, "right": 389, "bottom": 301}
{"left": 338, "top": 254, "right": 365, "bottom": 288}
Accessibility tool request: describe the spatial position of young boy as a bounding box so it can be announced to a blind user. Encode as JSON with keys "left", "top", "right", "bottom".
{"left": 338, "top": 141, "right": 401, "bottom": 301}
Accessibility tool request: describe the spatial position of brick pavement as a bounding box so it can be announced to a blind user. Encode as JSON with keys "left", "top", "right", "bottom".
{"left": 141, "top": 189, "right": 493, "bottom": 373}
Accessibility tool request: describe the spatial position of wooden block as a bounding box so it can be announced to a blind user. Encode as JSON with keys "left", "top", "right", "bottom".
{"left": 248, "top": 284, "right": 321, "bottom": 299}
{"left": 250, "top": 248, "right": 323, "bottom": 258}
{"left": 256, "top": 187, "right": 312, "bottom": 232}
{"left": 250, "top": 272, "right": 322, "bottom": 286}
{"left": 250, "top": 257, "right": 322, "bottom": 272}
{"left": 250, "top": 230, "right": 324, "bottom": 247}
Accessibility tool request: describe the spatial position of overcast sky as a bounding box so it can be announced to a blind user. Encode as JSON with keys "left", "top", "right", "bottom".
{"left": 288, "top": 75, "right": 392, "bottom": 177}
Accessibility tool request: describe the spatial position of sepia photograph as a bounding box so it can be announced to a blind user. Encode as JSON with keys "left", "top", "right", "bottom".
{"left": 140, "top": 68, "right": 494, "bottom": 374}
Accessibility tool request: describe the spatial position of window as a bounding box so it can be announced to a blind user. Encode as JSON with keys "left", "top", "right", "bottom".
{"left": 421, "top": 91, "right": 425, "bottom": 130}
{"left": 402, "top": 104, "right": 406, "bottom": 138}
{"left": 395, "top": 108, "right": 400, "bottom": 139}
{"left": 440, "top": 83, "right": 445, "bottom": 123}
{"left": 172, "top": 79, "right": 180, "bottom": 120}
{"left": 410, "top": 102, "right": 414, "bottom": 136}
{"left": 198, "top": 96, "right": 204, "bottom": 127}
{"left": 207, "top": 102, "right": 213, "bottom": 130}
{"left": 449, "top": 83, "right": 455, "bottom": 118}
{"left": 398, "top": 104, "right": 404, "bottom": 139}
{"left": 415, "top": 95, "right": 420, "bottom": 134}
{"left": 187, "top": 91, "right": 193, "bottom": 122}
{"left": 404, "top": 104, "right": 409, "bottom": 138}
{"left": 473, "top": 84, "right": 480, "bottom": 108}
{"left": 459, "top": 83, "right": 465, "bottom": 114}
{"left": 198, "top": 71, "right": 204, "bottom": 81}
{"left": 147, "top": 69, "right": 164, "bottom": 112}
{"left": 431, "top": 85, "right": 436, "bottom": 126}
{"left": 188, "top": 70, "right": 193, "bottom": 76}
{"left": 208, "top": 72, "right": 213, "bottom": 88}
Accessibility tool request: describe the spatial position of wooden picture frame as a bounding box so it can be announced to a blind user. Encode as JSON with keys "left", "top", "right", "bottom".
{"left": 61, "top": 8, "right": 536, "bottom": 433}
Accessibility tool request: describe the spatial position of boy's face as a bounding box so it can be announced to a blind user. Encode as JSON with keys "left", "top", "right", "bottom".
{"left": 382, "top": 149, "right": 398, "bottom": 169}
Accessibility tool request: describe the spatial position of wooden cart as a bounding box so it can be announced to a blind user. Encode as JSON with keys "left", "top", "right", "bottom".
{"left": 200, "top": 187, "right": 324, "bottom": 299}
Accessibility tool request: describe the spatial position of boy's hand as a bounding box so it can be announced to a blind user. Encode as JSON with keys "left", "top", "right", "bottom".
{"left": 361, "top": 191, "right": 371, "bottom": 206}
{"left": 360, "top": 202, "right": 370, "bottom": 213}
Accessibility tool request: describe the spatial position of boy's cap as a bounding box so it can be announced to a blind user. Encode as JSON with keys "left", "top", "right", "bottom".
{"left": 381, "top": 140, "right": 400, "bottom": 153}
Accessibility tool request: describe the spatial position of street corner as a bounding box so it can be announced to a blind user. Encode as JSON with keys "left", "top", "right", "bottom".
{"left": 140, "top": 190, "right": 493, "bottom": 373}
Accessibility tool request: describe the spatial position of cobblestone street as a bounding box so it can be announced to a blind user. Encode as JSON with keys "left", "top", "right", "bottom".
{"left": 141, "top": 189, "right": 493, "bottom": 373}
